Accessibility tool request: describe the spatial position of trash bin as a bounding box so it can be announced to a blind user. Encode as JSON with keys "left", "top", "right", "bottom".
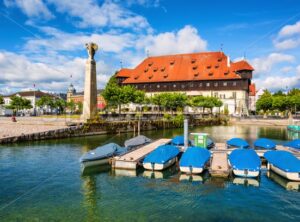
{"left": 191, "top": 133, "right": 208, "bottom": 148}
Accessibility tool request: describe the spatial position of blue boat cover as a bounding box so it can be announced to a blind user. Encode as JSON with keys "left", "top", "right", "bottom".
{"left": 143, "top": 145, "right": 180, "bottom": 164}
{"left": 254, "top": 138, "right": 276, "bottom": 149}
{"left": 227, "top": 138, "right": 249, "bottom": 148}
{"left": 180, "top": 147, "right": 211, "bottom": 168}
{"left": 284, "top": 139, "right": 300, "bottom": 149}
{"left": 124, "top": 135, "right": 152, "bottom": 148}
{"left": 171, "top": 135, "right": 185, "bottom": 146}
{"left": 264, "top": 150, "right": 300, "bottom": 173}
{"left": 80, "top": 143, "right": 122, "bottom": 162}
{"left": 229, "top": 149, "right": 261, "bottom": 171}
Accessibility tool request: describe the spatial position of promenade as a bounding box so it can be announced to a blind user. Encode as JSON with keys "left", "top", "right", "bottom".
{"left": 0, "top": 116, "right": 80, "bottom": 139}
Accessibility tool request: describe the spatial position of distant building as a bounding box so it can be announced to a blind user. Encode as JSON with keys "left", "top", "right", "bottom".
{"left": 3, "top": 90, "right": 56, "bottom": 115}
{"left": 249, "top": 84, "right": 256, "bottom": 113}
{"left": 67, "top": 84, "right": 106, "bottom": 110}
{"left": 116, "top": 51, "right": 255, "bottom": 115}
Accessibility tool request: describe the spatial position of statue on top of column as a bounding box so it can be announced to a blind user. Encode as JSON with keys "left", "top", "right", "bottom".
{"left": 85, "top": 42, "right": 98, "bottom": 60}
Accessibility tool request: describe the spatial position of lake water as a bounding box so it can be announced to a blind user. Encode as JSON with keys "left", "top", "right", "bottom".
{"left": 0, "top": 125, "right": 299, "bottom": 222}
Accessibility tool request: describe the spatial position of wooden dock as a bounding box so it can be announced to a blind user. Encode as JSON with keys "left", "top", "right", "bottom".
{"left": 112, "top": 138, "right": 171, "bottom": 170}
{"left": 209, "top": 152, "right": 230, "bottom": 177}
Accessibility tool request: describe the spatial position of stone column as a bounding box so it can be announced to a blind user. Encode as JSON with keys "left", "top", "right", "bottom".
{"left": 82, "top": 43, "right": 98, "bottom": 122}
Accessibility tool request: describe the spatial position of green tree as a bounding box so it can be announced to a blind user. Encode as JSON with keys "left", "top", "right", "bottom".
{"left": 76, "top": 101, "right": 83, "bottom": 114}
{"left": 54, "top": 99, "right": 67, "bottom": 114}
{"left": 6, "top": 95, "right": 32, "bottom": 113}
{"left": 0, "top": 95, "right": 4, "bottom": 105}
{"left": 256, "top": 90, "right": 273, "bottom": 112}
{"left": 102, "top": 75, "right": 145, "bottom": 115}
{"left": 67, "top": 100, "right": 76, "bottom": 114}
{"left": 272, "top": 95, "right": 287, "bottom": 112}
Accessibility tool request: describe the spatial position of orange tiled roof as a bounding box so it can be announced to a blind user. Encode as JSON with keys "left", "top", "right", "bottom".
{"left": 249, "top": 83, "right": 256, "bottom": 96}
{"left": 116, "top": 51, "right": 254, "bottom": 84}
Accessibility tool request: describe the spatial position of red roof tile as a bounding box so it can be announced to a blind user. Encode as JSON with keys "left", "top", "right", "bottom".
{"left": 116, "top": 51, "right": 254, "bottom": 84}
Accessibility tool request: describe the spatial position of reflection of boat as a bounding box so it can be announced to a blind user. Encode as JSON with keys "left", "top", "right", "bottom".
{"left": 124, "top": 135, "right": 152, "bottom": 148}
{"left": 143, "top": 145, "right": 180, "bottom": 171}
{"left": 81, "top": 164, "right": 111, "bottom": 176}
{"left": 179, "top": 147, "right": 211, "bottom": 174}
{"left": 287, "top": 120, "right": 300, "bottom": 132}
{"left": 264, "top": 150, "right": 300, "bottom": 181}
{"left": 226, "top": 138, "right": 249, "bottom": 148}
{"left": 229, "top": 149, "right": 261, "bottom": 177}
{"left": 254, "top": 138, "right": 276, "bottom": 150}
{"left": 267, "top": 171, "right": 300, "bottom": 191}
{"left": 80, "top": 143, "right": 127, "bottom": 168}
{"left": 143, "top": 165, "right": 177, "bottom": 179}
{"left": 179, "top": 174, "right": 203, "bottom": 182}
{"left": 232, "top": 177, "right": 259, "bottom": 187}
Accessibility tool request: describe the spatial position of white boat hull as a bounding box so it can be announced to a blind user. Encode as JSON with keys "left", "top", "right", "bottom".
{"left": 232, "top": 169, "right": 260, "bottom": 178}
{"left": 268, "top": 163, "right": 300, "bottom": 181}
{"left": 179, "top": 166, "right": 204, "bottom": 174}
{"left": 143, "top": 157, "right": 176, "bottom": 171}
{"left": 81, "top": 158, "right": 109, "bottom": 168}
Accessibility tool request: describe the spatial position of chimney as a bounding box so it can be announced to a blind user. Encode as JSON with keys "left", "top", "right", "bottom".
{"left": 227, "top": 56, "right": 230, "bottom": 67}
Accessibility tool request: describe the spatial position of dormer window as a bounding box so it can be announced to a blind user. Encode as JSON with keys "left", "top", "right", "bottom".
{"left": 148, "top": 74, "right": 153, "bottom": 79}
{"left": 207, "top": 65, "right": 211, "bottom": 69}
{"left": 170, "top": 60, "right": 175, "bottom": 65}
{"left": 160, "top": 67, "right": 165, "bottom": 72}
{"left": 192, "top": 65, "right": 198, "bottom": 70}
{"left": 224, "top": 70, "right": 229, "bottom": 75}
{"left": 194, "top": 72, "right": 199, "bottom": 77}
{"left": 215, "top": 65, "right": 219, "bottom": 68}
{"left": 134, "top": 74, "right": 139, "bottom": 80}
{"left": 163, "top": 73, "right": 168, "bottom": 78}
{"left": 191, "top": 58, "right": 196, "bottom": 64}
{"left": 148, "top": 62, "right": 153, "bottom": 66}
{"left": 208, "top": 72, "right": 213, "bottom": 76}
{"left": 153, "top": 67, "right": 158, "bottom": 72}
{"left": 217, "top": 58, "right": 222, "bottom": 62}
{"left": 144, "top": 68, "right": 148, "bottom": 73}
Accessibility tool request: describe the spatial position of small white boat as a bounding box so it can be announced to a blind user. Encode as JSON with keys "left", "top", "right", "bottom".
{"left": 264, "top": 150, "right": 300, "bottom": 181}
{"left": 229, "top": 149, "right": 261, "bottom": 178}
{"left": 143, "top": 145, "right": 180, "bottom": 171}
{"left": 179, "top": 147, "right": 211, "bottom": 174}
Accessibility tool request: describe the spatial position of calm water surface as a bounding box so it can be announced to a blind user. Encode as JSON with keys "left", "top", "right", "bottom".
{"left": 0, "top": 125, "right": 300, "bottom": 222}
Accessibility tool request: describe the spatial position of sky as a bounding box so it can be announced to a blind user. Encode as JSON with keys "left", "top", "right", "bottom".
{"left": 0, "top": 0, "right": 300, "bottom": 95}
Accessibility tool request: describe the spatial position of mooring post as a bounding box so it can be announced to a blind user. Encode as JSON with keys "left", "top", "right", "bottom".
{"left": 184, "top": 119, "right": 188, "bottom": 151}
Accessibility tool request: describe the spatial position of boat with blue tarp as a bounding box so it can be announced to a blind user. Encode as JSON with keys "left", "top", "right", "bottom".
{"left": 124, "top": 135, "right": 152, "bottom": 148}
{"left": 284, "top": 139, "right": 300, "bottom": 150}
{"left": 80, "top": 143, "right": 127, "bottom": 168}
{"left": 171, "top": 135, "right": 190, "bottom": 146}
{"left": 226, "top": 138, "right": 249, "bottom": 149}
{"left": 254, "top": 138, "right": 276, "bottom": 150}
{"left": 143, "top": 145, "right": 180, "bottom": 171}
{"left": 264, "top": 150, "right": 300, "bottom": 181}
{"left": 229, "top": 149, "right": 261, "bottom": 177}
{"left": 179, "top": 147, "right": 211, "bottom": 174}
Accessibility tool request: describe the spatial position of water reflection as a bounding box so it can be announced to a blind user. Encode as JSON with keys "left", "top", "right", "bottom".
{"left": 179, "top": 173, "right": 204, "bottom": 182}
{"left": 267, "top": 171, "right": 300, "bottom": 191}
{"left": 143, "top": 164, "right": 178, "bottom": 179}
{"left": 232, "top": 177, "right": 260, "bottom": 187}
{"left": 287, "top": 130, "right": 300, "bottom": 140}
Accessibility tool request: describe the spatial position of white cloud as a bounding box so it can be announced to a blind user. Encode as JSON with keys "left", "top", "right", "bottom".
{"left": 4, "top": 0, "right": 54, "bottom": 19}
{"left": 137, "top": 25, "right": 207, "bottom": 56}
{"left": 0, "top": 51, "right": 115, "bottom": 94}
{"left": 255, "top": 75, "right": 300, "bottom": 91}
{"left": 274, "top": 21, "right": 300, "bottom": 50}
{"left": 251, "top": 53, "right": 295, "bottom": 75}
{"left": 278, "top": 21, "right": 300, "bottom": 38}
{"left": 46, "top": 0, "right": 150, "bottom": 30}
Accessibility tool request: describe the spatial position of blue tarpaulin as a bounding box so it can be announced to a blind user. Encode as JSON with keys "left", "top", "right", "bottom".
{"left": 254, "top": 138, "right": 276, "bottom": 149}
{"left": 80, "top": 143, "right": 125, "bottom": 162}
{"left": 284, "top": 139, "right": 300, "bottom": 149}
{"left": 171, "top": 135, "right": 185, "bottom": 146}
{"left": 179, "top": 147, "right": 211, "bottom": 168}
{"left": 264, "top": 150, "right": 300, "bottom": 173}
{"left": 227, "top": 138, "right": 249, "bottom": 148}
{"left": 229, "top": 149, "right": 261, "bottom": 171}
{"left": 143, "top": 145, "right": 180, "bottom": 164}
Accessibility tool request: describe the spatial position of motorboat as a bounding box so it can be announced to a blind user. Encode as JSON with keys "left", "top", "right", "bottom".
{"left": 143, "top": 145, "right": 180, "bottom": 171}
{"left": 179, "top": 147, "right": 211, "bottom": 174}
{"left": 124, "top": 135, "right": 152, "bottom": 149}
{"left": 264, "top": 150, "right": 300, "bottom": 181}
{"left": 80, "top": 143, "right": 127, "bottom": 168}
{"left": 226, "top": 138, "right": 249, "bottom": 149}
{"left": 254, "top": 138, "right": 276, "bottom": 150}
{"left": 229, "top": 148, "right": 261, "bottom": 177}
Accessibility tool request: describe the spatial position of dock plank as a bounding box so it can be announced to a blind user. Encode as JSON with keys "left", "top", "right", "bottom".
{"left": 209, "top": 152, "right": 230, "bottom": 177}
{"left": 113, "top": 138, "right": 171, "bottom": 170}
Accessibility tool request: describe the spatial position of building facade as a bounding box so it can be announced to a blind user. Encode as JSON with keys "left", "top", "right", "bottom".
{"left": 116, "top": 51, "right": 255, "bottom": 115}
{"left": 67, "top": 84, "right": 106, "bottom": 110}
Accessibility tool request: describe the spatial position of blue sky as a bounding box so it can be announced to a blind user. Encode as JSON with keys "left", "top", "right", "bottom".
{"left": 0, "top": 0, "right": 300, "bottom": 94}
